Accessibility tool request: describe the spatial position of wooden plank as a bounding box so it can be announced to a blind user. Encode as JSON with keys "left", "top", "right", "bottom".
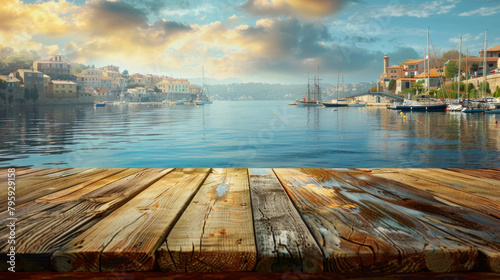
{"left": 274, "top": 168, "right": 478, "bottom": 273}
{"left": 52, "top": 168, "right": 210, "bottom": 272}
{"left": 369, "top": 170, "right": 500, "bottom": 219}
{"left": 7, "top": 272, "right": 500, "bottom": 280}
{"left": 332, "top": 169, "right": 500, "bottom": 272}
{"left": 0, "top": 168, "right": 114, "bottom": 207}
{"left": 157, "top": 168, "right": 257, "bottom": 272}
{"left": 248, "top": 168, "right": 323, "bottom": 272}
{"left": 373, "top": 168, "right": 500, "bottom": 202}
{"left": 444, "top": 168, "right": 500, "bottom": 181}
{"left": 0, "top": 168, "right": 170, "bottom": 272}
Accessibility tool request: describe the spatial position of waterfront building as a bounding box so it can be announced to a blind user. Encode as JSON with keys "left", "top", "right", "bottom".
{"left": 129, "top": 73, "right": 145, "bottom": 85}
{"left": 33, "top": 54, "right": 71, "bottom": 77}
{"left": 403, "top": 59, "right": 427, "bottom": 78}
{"left": 47, "top": 80, "right": 78, "bottom": 98}
{"left": 396, "top": 78, "right": 417, "bottom": 94}
{"left": 98, "top": 76, "right": 113, "bottom": 89}
{"left": 415, "top": 68, "right": 444, "bottom": 88}
{"left": 74, "top": 73, "right": 100, "bottom": 89}
{"left": 82, "top": 68, "right": 103, "bottom": 76}
{"left": 0, "top": 73, "right": 22, "bottom": 102}
{"left": 16, "top": 69, "right": 45, "bottom": 97}
{"left": 379, "top": 55, "right": 406, "bottom": 90}
{"left": 479, "top": 44, "right": 500, "bottom": 58}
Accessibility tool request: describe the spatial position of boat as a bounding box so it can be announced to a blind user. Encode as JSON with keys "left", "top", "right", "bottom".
{"left": 288, "top": 101, "right": 298, "bottom": 106}
{"left": 322, "top": 72, "right": 348, "bottom": 107}
{"left": 448, "top": 35, "right": 464, "bottom": 112}
{"left": 297, "top": 69, "right": 323, "bottom": 107}
{"left": 447, "top": 103, "right": 463, "bottom": 111}
{"left": 94, "top": 102, "right": 106, "bottom": 107}
{"left": 349, "top": 101, "right": 367, "bottom": 107}
{"left": 195, "top": 66, "right": 213, "bottom": 105}
{"left": 484, "top": 109, "right": 500, "bottom": 114}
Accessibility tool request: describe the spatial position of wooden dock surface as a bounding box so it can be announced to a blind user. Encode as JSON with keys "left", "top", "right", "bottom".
{"left": 0, "top": 168, "right": 499, "bottom": 274}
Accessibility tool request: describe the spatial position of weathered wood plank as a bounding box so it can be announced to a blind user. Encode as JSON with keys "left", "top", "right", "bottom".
{"left": 157, "top": 168, "right": 257, "bottom": 272}
{"left": 248, "top": 168, "right": 323, "bottom": 272}
{"left": 0, "top": 168, "right": 115, "bottom": 207}
{"left": 376, "top": 168, "right": 500, "bottom": 202}
{"left": 444, "top": 168, "right": 500, "bottom": 181}
{"left": 6, "top": 272, "right": 500, "bottom": 280}
{"left": 0, "top": 168, "right": 170, "bottom": 272}
{"left": 368, "top": 170, "right": 500, "bottom": 219}
{"left": 52, "top": 168, "right": 210, "bottom": 272}
{"left": 274, "top": 168, "right": 478, "bottom": 273}
{"left": 333, "top": 169, "right": 500, "bottom": 272}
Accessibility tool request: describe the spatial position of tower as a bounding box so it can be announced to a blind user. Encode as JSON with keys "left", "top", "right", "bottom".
{"left": 383, "top": 54, "right": 389, "bottom": 74}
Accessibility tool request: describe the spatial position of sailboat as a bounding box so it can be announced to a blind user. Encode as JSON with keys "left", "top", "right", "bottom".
{"left": 396, "top": 27, "right": 447, "bottom": 112}
{"left": 195, "top": 66, "right": 213, "bottom": 105}
{"left": 447, "top": 35, "right": 463, "bottom": 111}
{"left": 297, "top": 70, "right": 323, "bottom": 107}
{"left": 463, "top": 30, "right": 488, "bottom": 113}
{"left": 322, "top": 72, "right": 348, "bottom": 107}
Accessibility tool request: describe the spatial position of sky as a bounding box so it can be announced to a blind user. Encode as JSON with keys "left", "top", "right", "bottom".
{"left": 0, "top": 0, "right": 499, "bottom": 84}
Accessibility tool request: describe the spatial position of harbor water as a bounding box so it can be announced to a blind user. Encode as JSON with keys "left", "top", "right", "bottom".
{"left": 1, "top": 101, "right": 499, "bottom": 168}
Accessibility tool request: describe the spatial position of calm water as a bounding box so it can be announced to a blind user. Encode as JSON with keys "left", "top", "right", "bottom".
{"left": 1, "top": 101, "right": 499, "bottom": 168}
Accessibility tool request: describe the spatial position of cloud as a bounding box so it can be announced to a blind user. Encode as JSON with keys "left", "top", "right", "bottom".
{"left": 374, "top": 0, "right": 456, "bottom": 18}
{"left": 459, "top": 5, "right": 500, "bottom": 16}
{"left": 241, "top": 0, "right": 349, "bottom": 18}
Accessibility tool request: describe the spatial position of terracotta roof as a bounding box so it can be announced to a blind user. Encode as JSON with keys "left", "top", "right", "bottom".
{"left": 95, "top": 88, "right": 110, "bottom": 93}
{"left": 397, "top": 78, "right": 417, "bottom": 81}
{"left": 387, "top": 65, "right": 403, "bottom": 69}
{"left": 17, "top": 69, "right": 42, "bottom": 74}
{"left": 51, "top": 80, "right": 77, "bottom": 85}
{"left": 404, "top": 59, "right": 426, "bottom": 65}
{"left": 487, "top": 45, "right": 500, "bottom": 52}
{"left": 0, "top": 75, "right": 20, "bottom": 83}
{"left": 99, "top": 76, "right": 113, "bottom": 80}
{"left": 415, "top": 68, "right": 444, "bottom": 79}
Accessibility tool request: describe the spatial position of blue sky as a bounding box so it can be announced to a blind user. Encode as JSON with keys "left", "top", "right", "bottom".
{"left": 3, "top": 0, "right": 500, "bottom": 84}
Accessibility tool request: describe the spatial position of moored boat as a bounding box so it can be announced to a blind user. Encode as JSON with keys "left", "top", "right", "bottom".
{"left": 94, "top": 102, "right": 106, "bottom": 107}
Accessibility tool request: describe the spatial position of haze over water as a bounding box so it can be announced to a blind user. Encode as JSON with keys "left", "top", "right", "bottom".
{"left": 1, "top": 101, "right": 499, "bottom": 168}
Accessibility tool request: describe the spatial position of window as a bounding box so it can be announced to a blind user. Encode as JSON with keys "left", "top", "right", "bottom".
{"left": 62, "top": 85, "right": 65, "bottom": 88}
{"left": 27, "top": 73, "right": 32, "bottom": 77}
{"left": 56, "top": 85, "right": 59, "bottom": 88}
{"left": 27, "top": 81, "right": 31, "bottom": 85}
{"left": 69, "top": 85, "right": 72, "bottom": 88}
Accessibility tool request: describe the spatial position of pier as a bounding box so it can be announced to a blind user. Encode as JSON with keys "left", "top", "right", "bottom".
{"left": 1, "top": 168, "right": 499, "bottom": 276}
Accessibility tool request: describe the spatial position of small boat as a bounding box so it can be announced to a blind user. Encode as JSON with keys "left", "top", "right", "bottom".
{"left": 94, "top": 102, "right": 106, "bottom": 107}
{"left": 288, "top": 101, "right": 298, "bottom": 106}
{"left": 396, "top": 99, "right": 447, "bottom": 112}
{"left": 297, "top": 100, "right": 323, "bottom": 107}
{"left": 322, "top": 101, "right": 348, "bottom": 107}
{"left": 484, "top": 109, "right": 500, "bottom": 114}
{"left": 170, "top": 101, "right": 184, "bottom": 105}
{"left": 447, "top": 103, "right": 463, "bottom": 111}
{"left": 349, "top": 103, "right": 367, "bottom": 107}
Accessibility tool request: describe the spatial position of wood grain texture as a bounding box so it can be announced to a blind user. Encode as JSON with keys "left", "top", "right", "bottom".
{"left": 52, "top": 168, "right": 209, "bottom": 272}
{"left": 335, "top": 168, "right": 500, "bottom": 272}
{"left": 0, "top": 168, "right": 169, "bottom": 272}
{"left": 444, "top": 168, "right": 500, "bottom": 181}
{"left": 0, "top": 168, "right": 108, "bottom": 207}
{"left": 274, "top": 168, "right": 478, "bottom": 273}
{"left": 368, "top": 170, "right": 500, "bottom": 219}
{"left": 375, "top": 168, "right": 500, "bottom": 202}
{"left": 7, "top": 272, "right": 500, "bottom": 280}
{"left": 248, "top": 168, "right": 323, "bottom": 273}
{"left": 157, "top": 168, "right": 256, "bottom": 272}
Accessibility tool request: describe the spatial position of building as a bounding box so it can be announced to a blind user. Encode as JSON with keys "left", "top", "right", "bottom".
{"left": 100, "top": 65, "right": 120, "bottom": 73}
{"left": 129, "top": 73, "right": 145, "bottom": 85}
{"left": 16, "top": 69, "right": 45, "bottom": 97}
{"left": 403, "top": 59, "right": 427, "bottom": 78}
{"left": 379, "top": 55, "right": 405, "bottom": 90}
{"left": 33, "top": 54, "right": 71, "bottom": 77}
{"left": 396, "top": 78, "right": 417, "bottom": 94}
{"left": 98, "top": 76, "right": 113, "bottom": 89}
{"left": 415, "top": 68, "right": 445, "bottom": 88}
{"left": 0, "top": 74, "right": 22, "bottom": 103}
{"left": 479, "top": 45, "right": 500, "bottom": 58}
{"left": 74, "top": 73, "right": 100, "bottom": 89}
{"left": 48, "top": 80, "right": 78, "bottom": 98}
{"left": 82, "top": 68, "right": 103, "bottom": 76}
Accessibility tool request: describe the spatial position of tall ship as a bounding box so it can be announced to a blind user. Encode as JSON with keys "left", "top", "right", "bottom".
{"left": 297, "top": 71, "right": 323, "bottom": 107}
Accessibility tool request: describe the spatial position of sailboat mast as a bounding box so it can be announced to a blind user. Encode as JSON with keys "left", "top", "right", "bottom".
{"left": 458, "top": 35, "right": 462, "bottom": 101}
{"left": 307, "top": 72, "right": 310, "bottom": 102}
{"left": 317, "top": 66, "right": 320, "bottom": 102}
{"left": 337, "top": 71, "right": 340, "bottom": 101}
{"left": 342, "top": 75, "right": 344, "bottom": 98}
{"left": 483, "top": 29, "right": 487, "bottom": 99}
{"left": 427, "top": 27, "right": 430, "bottom": 94}
{"left": 466, "top": 45, "right": 469, "bottom": 101}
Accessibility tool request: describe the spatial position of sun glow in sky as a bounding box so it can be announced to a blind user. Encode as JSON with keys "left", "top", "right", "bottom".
{"left": 1, "top": 0, "right": 499, "bottom": 84}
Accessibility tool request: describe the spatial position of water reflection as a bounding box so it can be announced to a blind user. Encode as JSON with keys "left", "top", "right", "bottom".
{"left": 0, "top": 101, "right": 498, "bottom": 168}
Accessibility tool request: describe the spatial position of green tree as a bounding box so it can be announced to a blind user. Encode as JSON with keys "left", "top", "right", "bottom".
{"left": 387, "top": 79, "right": 396, "bottom": 92}
{"left": 467, "top": 83, "right": 475, "bottom": 93}
{"left": 31, "top": 85, "right": 39, "bottom": 104}
{"left": 478, "top": 82, "right": 491, "bottom": 95}
{"left": 24, "top": 87, "right": 30, "bottom": 103}
{"left": 494, "top": 86, "right": 500, "bottom": 98}
{"left": 445, "top": 61, "right": 458, "bottom": 80}
{"left": 72, "top": 64, "right": 83, "bottom": 73}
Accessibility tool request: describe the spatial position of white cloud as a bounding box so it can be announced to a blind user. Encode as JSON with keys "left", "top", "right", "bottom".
{"left": 459, "top": 5, "right": 500, "bottom": 16}
{"left": 160, "top": 4, "right": 214, "bottom": 17}
{"left": 374, "top": 0, "right": 457, "bottom": 18}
